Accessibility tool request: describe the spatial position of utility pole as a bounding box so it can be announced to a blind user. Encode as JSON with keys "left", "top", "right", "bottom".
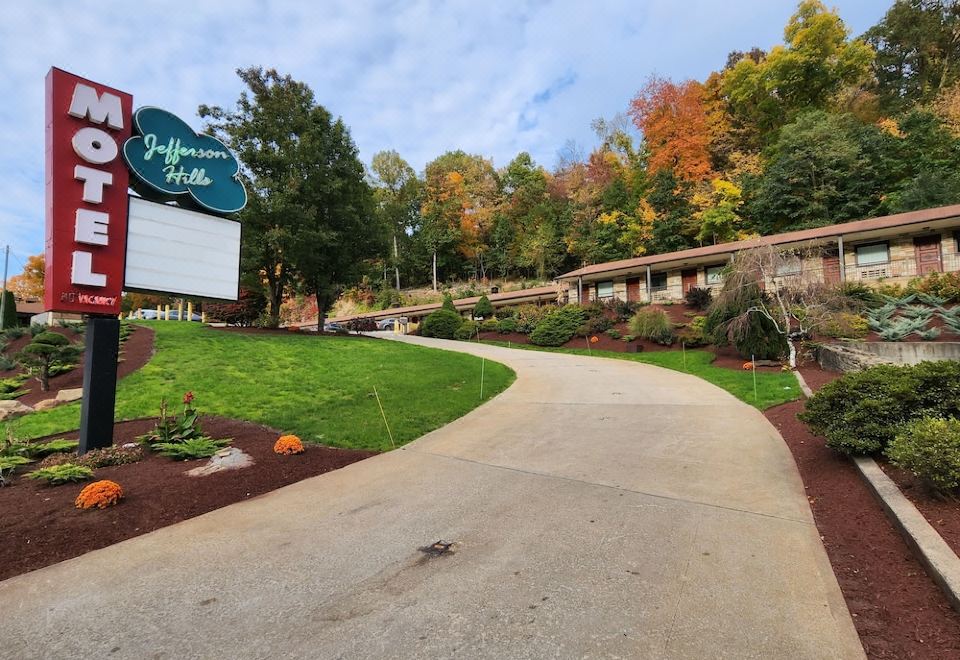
{"left": 0, "top": 245, "right": 9, "bottom": 330}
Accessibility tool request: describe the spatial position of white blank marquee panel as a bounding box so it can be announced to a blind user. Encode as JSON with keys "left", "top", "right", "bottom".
{"left": 125, "top": 197, "right": 240, "bottom": 300}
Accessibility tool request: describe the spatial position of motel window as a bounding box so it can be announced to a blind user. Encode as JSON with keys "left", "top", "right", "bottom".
{"left": 650, "top": 272, "right": 667, "bottom": 291}
{"left": 855, "top": 242, "right": 889, "bottom": 266}
{"left": 705, "top": 265, "right": 725, "bottom": 285}
{"left": 596, "top": 281, "right": 614, "bottom": 300}
{"left": 775, "top": 255, "right": 802, "bottom": 277}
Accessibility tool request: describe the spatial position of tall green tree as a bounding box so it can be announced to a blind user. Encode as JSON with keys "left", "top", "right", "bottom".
{"left": 200, "top": 67, "right": 381, "bottom": 328}
{"left": 369, "top": 150, "right": 421, "bottom": 291}
{"left": 722, "top": 0, "right": 874, "bottom": 141}
{"left": 865, "top": 0, "right": 960, "bottom": 114}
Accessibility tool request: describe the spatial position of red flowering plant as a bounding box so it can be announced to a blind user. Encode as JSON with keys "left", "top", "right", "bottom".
{"left": 137, "top": 391, "right": 204, "bottom": 448}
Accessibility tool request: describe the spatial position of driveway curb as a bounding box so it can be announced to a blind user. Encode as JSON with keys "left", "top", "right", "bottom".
{"left": 853, "top": 456, "right": 960, "bottom": 613}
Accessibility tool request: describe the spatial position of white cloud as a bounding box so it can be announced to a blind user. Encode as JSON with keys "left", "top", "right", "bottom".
{"left": 0, "top": 0, "right": 887, "bottom": 259}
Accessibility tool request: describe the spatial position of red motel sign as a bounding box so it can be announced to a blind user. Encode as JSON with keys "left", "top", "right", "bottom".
{"left": 44, "top": 68, "right": 133, "bottom": 315}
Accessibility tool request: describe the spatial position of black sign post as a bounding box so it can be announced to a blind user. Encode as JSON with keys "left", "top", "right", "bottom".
{"left": 77, "top": 317, "right": 120, "bottom": 455}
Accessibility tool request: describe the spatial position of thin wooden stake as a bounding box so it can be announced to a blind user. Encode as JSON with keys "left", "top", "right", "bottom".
{"left": 480, "top": 357, "right": 485, "bottom": 400}
{"left": 752, "top": 353, "right": 758, "bottom": 402}
{"left": 372, "top": 385, "right": 395, "bottom": 449}
{"left": 682, "top": 341, "right": 686, "bottom": 371}
{"left": 586, "top": 336, "right": 591, "bottom": 355}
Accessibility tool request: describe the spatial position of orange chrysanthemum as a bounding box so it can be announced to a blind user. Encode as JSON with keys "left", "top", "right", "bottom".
{"left": 75, "top": 480, "right": 124, "bottom": 510}
{"left": 590, "top": 336, "right": 599, "bottom": 343}
{"left": 742, "top": 361, "right": 754, "bottom": 370}
{"left": 274, "top": 435, "right": 304, "bottom": 455}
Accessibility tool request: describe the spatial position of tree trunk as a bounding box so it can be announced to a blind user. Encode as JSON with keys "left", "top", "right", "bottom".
{"left": 432, "top": 251, "right": 438, "bottom": 291}
{"left": 787, "top": 338, "right": 797, "bottom": 369}
{"left": 393, "top": 234, "right": 401, "bottom": 291}
{"left": 39, "top": 364, "right": 49, "bottom": 392}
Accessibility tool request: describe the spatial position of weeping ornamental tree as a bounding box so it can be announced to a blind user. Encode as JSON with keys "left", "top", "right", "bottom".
{"left": 707, "top": 244, "right": 856, "bottom": 367}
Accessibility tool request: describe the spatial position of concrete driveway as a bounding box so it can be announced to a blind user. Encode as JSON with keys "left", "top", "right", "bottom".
{"left": 1, "top": 336, "right": 863, "bottom": 659}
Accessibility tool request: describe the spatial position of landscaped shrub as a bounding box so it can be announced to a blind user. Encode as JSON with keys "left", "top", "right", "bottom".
{"left": 75, "top": 480, "right": 123, "bottom": 509}
{"left": 479, "top": 318, "right": 499, "bottom": 333}
{"left": 628, "top": 308, "right": 675, "bottom": 345}
{"left": 0, "top": 355, "right": 14, "bottom": 371}
{"left": 838, "top": 281, "right": 884, "bottom": 308}
{"left": 25, "top": 463, "right": 94, "bottom": 485}
{"left": 274, "top": 435, "right": 305, "bottom": 455}
{"left": 441, "top": 294, "right": 456, "bottom": 312}
{"left": 1, "top": 290, "right": 16, "bottom": 329}
{"left": 886, "top": 417, "right": 960, "bottom": 494}
{"left": 206, "top": 287, "right": 266, "bottom": 326}
{"left": 603, "top": 298, "right": 636, "bottom": 322}
{"left": 420, "top": 309, "right": 464, "bottom": 339}
{"left": 799, "top": 361, "right": 960, "bottom": 455}
{"left": 684, "top": 287, "right": 712, "bottom": 311}
{"left": 454, "top": 319, "right": 480, "bottom": 341}
{"left": 497, "top": 317, "right": 519, "bottom": 334}
{"left": 2, "top": 326, "right": 25, "bottom": 340}
{"left": 16, "top": 331, "right": 81, "bottom": 392}
{"left": 20, "top": 438, "right": 79, "bottom": 458}
{"left": 0, "top": 455, "right": 31, "bottom": 486}
{"left": 908, "top": 271, "right": 960, "bottom": 303}
{"left": 515, "top": 304, "right": 552, "bottom": 334}
{"left": 138, "top": 392, "right": 205, "bottom": 447}
{"left": 473, "top": 295, "right": 494, "bottom": 319}
{"left": 77, "top": 445, "right": 143, "bottom": 468}
{"left": 820, "top": 313, "right": 869, "bottom": 339}
{"left": 345, "top": 318, "right": 377, "bottom": 333}
{"left": 0, "top": 375, "right": 29, "bottom": 400}
{"left": 529, "top": 306, "right": 586, "bottom": 346}
{"left": 575, "top": 315, "right": 613, "bottom": 337}
{"left": 677, "top": 315, "right": 709, "bottom": 347}
{"left": 605, "top": 328, "right": 622, "bottom": 340}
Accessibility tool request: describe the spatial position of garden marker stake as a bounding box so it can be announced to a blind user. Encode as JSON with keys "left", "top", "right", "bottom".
{"left": 480, "top": 357, "right": 485, "bottom": 400}
{"left": 752, "top": 354, "right": 758, "bottom": 402}
{"left": 682, "top": 341, "right": 686, "bottom": 371}
{"left": 372, "top": 385, "right": 396, "bottom": 449}
{"left": 585, "top": 336, "right": 591, "bottom": 355}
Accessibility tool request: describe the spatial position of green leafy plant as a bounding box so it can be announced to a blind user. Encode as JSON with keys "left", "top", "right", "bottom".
{"left": 900, "top": 304, "right": 935, "bottom": 322}
{"left": 529, "top": 306, "right": 586, "bottom": 346}
{"left": 575, "top": 315, "right": 613, "bottom": 338}
{"left": 799, "top": 361, "right": 960, "bottom": 455}
{"left": 25, "top": 463, "right": 94, "bottom": 485}
{"left": 479, "top": 318, "right": 499, "bottom": 333}
{"left": 419, "top": 309, "right": 464, "bottom": 339}
{"left": 2, "top": 327, "right": 25, "bottom": 341}
{"left": 605, "top": 328, "right": 622, "bottom": 340}
{"left": 907, "top": 272, "right": 960, "bottom": 303}
{"left": 138, "top": 392, "right": 205, "bottom": 447}
{"left": 514, "top": 304, "right": 552, "bottom": 334}
{"left": 21, "top": 438, "right": 79, "bottom": 458}
{"left": 820, "top": 313, "right": 869, "bottom": 339}
{"left": 153, "top": 437, "right": 231, "bottom": 460}
{"left": 629, "top": 308, "right": 675, "bottom": 345}
{"left": 0, "top": 374, "right": 29, "bottom": 400}
{"left": 886, "top": 417, "right": 960, "bottom": 495}
{"left": 914, "top": 327, "right": 941, "bottom": 341}
{"left": 0, "top": 355, "right": 14, "bottom": 371}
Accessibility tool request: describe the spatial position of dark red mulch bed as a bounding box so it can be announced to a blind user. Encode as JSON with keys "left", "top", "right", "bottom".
{"left": 767, "top": 402, "right": 960, "bottom": 658}
{"left": 879, "top": 462, "right": 960, "bottom": 558}
{"left": 2, "top": 325, "right": 155, "bottom": 407}
{"left": 0, "top": 416, "right": 376, "bottom": 582}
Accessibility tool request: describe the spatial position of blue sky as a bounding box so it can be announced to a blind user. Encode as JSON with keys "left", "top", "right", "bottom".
{"left": 1, "top": 0, "right": 888, "bottom": 266}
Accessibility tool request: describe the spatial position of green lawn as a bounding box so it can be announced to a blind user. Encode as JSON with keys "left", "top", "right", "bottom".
{"left": 7, "top": 323, "right": 515, "bottom": 451}
{"left": 481, "top": 340, "right": 800, "bottom": 409}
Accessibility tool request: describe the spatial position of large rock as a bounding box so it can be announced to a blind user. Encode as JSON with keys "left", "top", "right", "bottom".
{"left": 186, "top": 447, "right": 253, "bottom": 477}
{"left": 32, "top": 398, "right": 60, "bottom": 412}
{"left": 0, "top": 400, "right": 33, "bottom": 420}
{"left": 815, "top": 343, "right": 892, "bottom": 373}
{"left": 55, "top": 388, "right": 83, "bottom": 403}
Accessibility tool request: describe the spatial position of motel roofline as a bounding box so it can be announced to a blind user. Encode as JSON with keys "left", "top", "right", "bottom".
{"left": 555, "top": 203, "right": 960, "bottom": 282}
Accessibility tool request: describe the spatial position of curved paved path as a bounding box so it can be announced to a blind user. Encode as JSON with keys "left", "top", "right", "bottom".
{"left": 1, "top": 336, "right": 862, "bottom": 659}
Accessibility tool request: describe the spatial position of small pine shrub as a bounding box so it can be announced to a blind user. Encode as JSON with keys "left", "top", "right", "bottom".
{"left": 684, "top": 287, "right": 712, "bottom": 311}
{"left": 514, "top": 305, "right": 552, "bottom": 334}
{"left": 75, "top": 480, "right": 123, "bottom": 509}
{"left": 28, "top": 324, "right": 44, "bottom": 337}
{"left": 602, "top": 299, "right": 635, "bottom": 322}
{"left": 820, "top": 313, "right": 869, "bottom": 339}
{"left": 2, "top": 327, "right": 25, "bottom": 340}
{"left": 21, "top": 438, "right": 79, "bottom": 458}
{"left": 420, "top": 309, "right": 464, "bottom": 339}
{"left": 575, "top": 315, "right": 613, "bottom": 337}
{"left": 907, "top": 271, "right": 960, "bottom": 303}
{"left": 25, "top": 463, "right": 94, "bottom": 485}
{"left": 274, "top": 435, "right": 304, "bottom": 455}
{"left": 441, "top": 294, "right": 456, "bottom": 312}
{"left": 605, "top": 328, "right": 622, "bottom": 340}
{"left": 529, "top": 306, "right": 587, "bottom": 346}
{"left": 473, "top": 295, "right": 494, "bottom": 319}
{"left": 799, "top": 361, "right": 960, "bottom": 455}
{"left": 479, "top": 318, "right": 499, "bottom": 333}
{"left": 454, "top": 319, "right": 480, "bottom": 341}
{"left": 914, "top": 327, "right": 941, "bottom": 341}
{"left": 153, "top": 437, "right": 230, "bottom": 460}
{"left": 0, "top": 355, "right": 14, "bottom": 371}
{"left": 0, "top": 455, "right": 32, "bottom": 486}
{"left": 838, "top": 282, "right": 884, "bottom": 308}
{"left": 628, "top": 309, "right": 675, "bottom": 345}
{"left": 886, "top": 417, "right": 960, "bottom": 494}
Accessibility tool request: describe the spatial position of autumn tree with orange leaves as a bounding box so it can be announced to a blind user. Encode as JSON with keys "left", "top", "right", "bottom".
{"left": 628, "top": 76, "right": 713, "bottom": 183}
{"left": 7, "top": 254, "right": 44, "bottom": 300}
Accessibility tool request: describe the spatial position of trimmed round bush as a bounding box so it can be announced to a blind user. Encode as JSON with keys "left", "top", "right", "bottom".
{"left": 479, "top": 318, "right": 499, "bottom": 333}
{"left": 529, "top": 306, "right": 586, "bottom": 346}
{"left": 628, "top": 308, "right": 675, "bottom": 345}
{"left": 799, "top": 360, "right": 960, "bottom": 455}
{"left": 420, "top": 309, "right": 464, "bottom": 339}
{"left": 886, "top": 417, "right": 960, "bottom": 494}
{"left": 454, "top": 319, "right": 480, "bottom": 341}
{"left": 473, "top": 295, "right": 494, "bottom": 319}
{"left": 497, "top": 317, "right": 518, "bottom": 334}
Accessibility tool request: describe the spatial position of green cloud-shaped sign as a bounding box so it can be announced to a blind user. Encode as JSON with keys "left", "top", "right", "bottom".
{"left": 122, "top": 107, "right": 247, "bottom": 215}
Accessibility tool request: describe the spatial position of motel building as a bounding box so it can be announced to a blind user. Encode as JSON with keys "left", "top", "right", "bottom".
{"left": 556, "top": 204, "right": 960, "bottom": 304}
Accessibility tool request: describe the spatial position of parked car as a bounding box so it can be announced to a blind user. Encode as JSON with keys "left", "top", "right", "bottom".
{"left": 134, "top": 308, "right": 201, "bottom": 321}
{"left": 376, "top": 318, "right": 398, "bottom": 330}
{"left": 323, "top": 322, "right": 344, "bottom": 332}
